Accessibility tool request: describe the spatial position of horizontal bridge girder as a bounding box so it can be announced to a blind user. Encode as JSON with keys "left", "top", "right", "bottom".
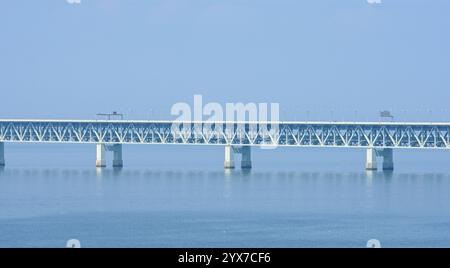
{"left": 0, "top": 120, "right": 449, "bottom": 149}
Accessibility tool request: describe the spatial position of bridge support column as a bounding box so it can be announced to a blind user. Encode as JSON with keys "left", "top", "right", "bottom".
{"left": 0, "top": 142, "right": 4, "bottom": 166}
{"left": 224, "top": 145, "right": 235, "bottom": 169}
{"left": 381, "top": 148, "right": 394, "bottom": 171}
{"left": 365, "top": 148, "right": 377, "bottom": 170}
{"left": 112, "top": 144, "right": 123, "bottom": 168}
{"left": 96, "top": 144, "right": 106, "bottom": 167}
{"left": 241, "top": 146, "right": 252, "bottom": 169}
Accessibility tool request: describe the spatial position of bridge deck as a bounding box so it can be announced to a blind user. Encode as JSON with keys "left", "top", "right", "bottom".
{"left": 0, "top": 119, "right": 449, "bottom": 148}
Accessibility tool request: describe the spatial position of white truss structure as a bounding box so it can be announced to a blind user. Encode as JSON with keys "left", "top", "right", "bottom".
{"left": 0, "top": 119, "right": 450, "bottom": 149}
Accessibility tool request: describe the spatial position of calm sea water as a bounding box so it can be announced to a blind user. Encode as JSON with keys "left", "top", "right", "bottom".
{"left": 1, "top": 143, "right": 450, "bottom": 247}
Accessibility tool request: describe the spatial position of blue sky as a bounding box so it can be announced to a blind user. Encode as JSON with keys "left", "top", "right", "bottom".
{"left": 1, "top": 0, "right": 449, "bottom": 121}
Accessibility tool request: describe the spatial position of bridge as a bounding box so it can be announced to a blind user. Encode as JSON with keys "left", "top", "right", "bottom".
{"left": 1, "top": 119, "right": 450, "bottom": 170}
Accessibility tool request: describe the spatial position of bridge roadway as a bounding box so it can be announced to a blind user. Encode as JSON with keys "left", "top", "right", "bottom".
{"left": 1, "top": 119, "right": 450, "bottom": 170}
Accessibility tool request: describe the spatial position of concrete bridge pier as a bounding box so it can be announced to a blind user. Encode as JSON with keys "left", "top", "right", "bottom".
{"left": 365, "top": 148, "right": 394, "bottom": 171}
{"left": 0, "top": 142, "right": 5, "bottom": 166}
{"left": 240, "top": 146, "right": 252, "bottom": 169}
{"left": 381, "top": 148, "right": 394, "bottom": 170}
{"left": 224, "top": 145, "right": 252, "bottom": 169}
{"left": 224, "top": 145, "right": 235, "bottom": 169}
{"left": 96, "top": 143, "right": 123, "bottom": 168}
{"left": 365, "top": 148, "right": 377, "bottom": 170}
{"left": 96, "top": 143, "right": 106, "bottom": 167}
{"left": 111, "top": 144, "right": 123, "bottom": 168}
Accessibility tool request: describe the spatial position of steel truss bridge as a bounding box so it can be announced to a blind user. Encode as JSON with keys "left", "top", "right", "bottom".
{"left": 1, "top": 119, "right": 449, "bottom": 170}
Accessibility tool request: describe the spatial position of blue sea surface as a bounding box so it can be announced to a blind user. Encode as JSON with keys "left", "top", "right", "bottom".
{"left": 1, "top": 143, "right": 450, "bottom": 247}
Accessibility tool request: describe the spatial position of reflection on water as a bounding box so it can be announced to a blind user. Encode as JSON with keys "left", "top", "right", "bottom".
{"left": 3, "top": 167, "right": 449, "bottom": 182}
{"left": 1, "top": 167, "right": 450, "bottom": 247}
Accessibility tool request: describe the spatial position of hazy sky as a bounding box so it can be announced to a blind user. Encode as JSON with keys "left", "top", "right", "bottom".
{"left": 1, "top": 0, "right": 449, "bottom": 121}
